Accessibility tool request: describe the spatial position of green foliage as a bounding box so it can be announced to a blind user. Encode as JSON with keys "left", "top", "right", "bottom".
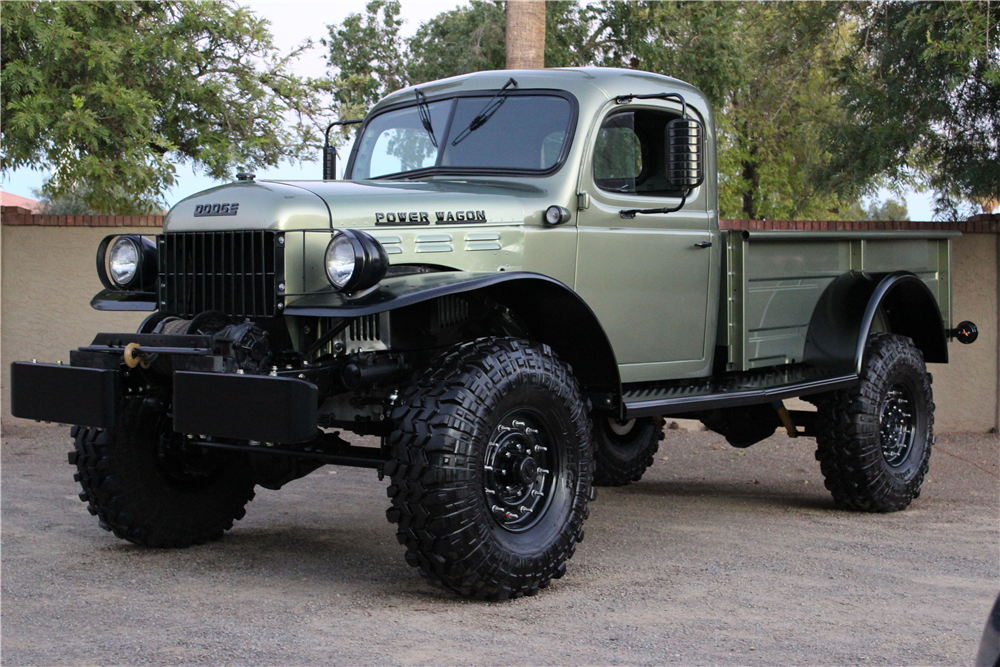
{"left": 324, "top": 0, "right": 594, "bottom": 123}
{"left": 583, "top": 2, "right": 850, "bottom": 220}
{"left": 827, "top": 1, "right": 1000, "bottom": 216}
{"left": 841, "top": 198, "right": 910, "bottom": 221}
{"left": 31, "top": 183, "right": 162, "bottom": 216}
{"left": 323, "top": 0, "right": 406, "bottom": 128}
{"left": 1, "top": 1, "right": 326, "bottom": 213}
{"left": 407, "top": 1, "right": 506, "bottom": 83}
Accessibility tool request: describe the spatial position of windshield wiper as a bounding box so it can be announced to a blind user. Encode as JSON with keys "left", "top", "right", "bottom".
{"left": 450, "top": 77, "right": 518, "bottom": 147}
{"left": 415, "top": 89, "right": 437, "bottom": 147}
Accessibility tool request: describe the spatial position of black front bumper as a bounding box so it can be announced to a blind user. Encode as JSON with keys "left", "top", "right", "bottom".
{"left": 10, "top": 361, "right": 318, "bottom": 444}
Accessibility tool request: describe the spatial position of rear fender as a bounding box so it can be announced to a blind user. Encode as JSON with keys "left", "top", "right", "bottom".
{"left": 284, "top": 271, "right": 620, "bottom": 392}
{"left": 805, "top": 271, "right": 948, "bottom": 375}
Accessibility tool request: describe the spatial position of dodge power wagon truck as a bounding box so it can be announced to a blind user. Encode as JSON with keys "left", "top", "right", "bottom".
{"left": 11, "top": 68, "right": 979, "bottom": 600}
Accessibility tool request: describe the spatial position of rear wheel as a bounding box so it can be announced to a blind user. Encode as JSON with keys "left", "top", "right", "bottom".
{"left": 70, "top": 399, "right": 256, "bottom": 547}
{"left": 814, "top": 333, "right": 934, "bottom": 512}
{"left": 592, "top": 417, "right": 662, "bottom": 486}
{"left": 385, "top": 338, "right": 593, "bottom": 600}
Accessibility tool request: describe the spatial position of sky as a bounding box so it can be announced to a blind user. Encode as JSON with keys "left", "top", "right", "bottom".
{"left": 1, "top": 0, "right": 940, "bottom": 219}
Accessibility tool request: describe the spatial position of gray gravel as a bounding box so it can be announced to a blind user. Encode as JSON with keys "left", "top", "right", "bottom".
{"left": 2, "top": 421, "right": 997, "bottom": 666}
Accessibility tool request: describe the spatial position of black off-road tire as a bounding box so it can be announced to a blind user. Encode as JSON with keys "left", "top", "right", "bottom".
{"left": 592, "top": 417, "right": 662, "bottom": 486}
{"left": 385, "top": 338, "right": 593, "bottom": 600}
{"left": 813, "top": 333, "right": 934, "bottom": 512}
{"left": 69, "top": 400, "right": 257, "bottom": 547}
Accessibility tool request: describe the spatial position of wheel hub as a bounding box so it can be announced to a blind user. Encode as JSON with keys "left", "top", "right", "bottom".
{"left": 483, "top": 413, "right": 553, "bottom": 531}
{"left": 879, "top": 383, "right": 916, "bottom": 467}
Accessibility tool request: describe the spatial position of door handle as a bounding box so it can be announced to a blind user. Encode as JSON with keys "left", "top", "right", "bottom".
{"left": 694, "top": 241, "right": 712, "bottom": 248}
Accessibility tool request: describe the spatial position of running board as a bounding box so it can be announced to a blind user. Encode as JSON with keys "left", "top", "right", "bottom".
{"left": 622, "top": 367, "right": 857, "bottom": 419}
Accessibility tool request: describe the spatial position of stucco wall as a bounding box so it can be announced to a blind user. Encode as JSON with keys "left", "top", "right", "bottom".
{"left": 2, "top": 226, "right": 148, "bottom": 421}
{"left": 929, "top": 232, "right": 1000, "bottom": 432}
{"left": 2, "top": 219, "right": 998, "bottom": 431}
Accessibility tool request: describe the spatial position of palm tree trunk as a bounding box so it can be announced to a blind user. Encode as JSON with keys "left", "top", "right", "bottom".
{"left": 506, "top": 1, "right": 546, "bottom": 69}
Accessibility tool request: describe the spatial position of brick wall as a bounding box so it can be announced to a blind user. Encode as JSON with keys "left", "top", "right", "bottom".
{"left": 0, "top": 206, "right": 163, "bottom": 228}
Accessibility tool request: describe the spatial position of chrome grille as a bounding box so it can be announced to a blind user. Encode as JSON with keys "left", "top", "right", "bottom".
{"left": 158, "top": 231, "right": 283, "bottom": 318}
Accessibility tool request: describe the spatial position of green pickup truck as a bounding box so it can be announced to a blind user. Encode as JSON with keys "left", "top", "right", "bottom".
{"left": 11, "top": 68, "right": 979, "bottom": 600}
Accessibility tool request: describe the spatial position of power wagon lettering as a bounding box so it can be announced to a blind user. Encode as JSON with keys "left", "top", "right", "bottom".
{"left": 374, "top": 210, "right": 487, "bottom": 225}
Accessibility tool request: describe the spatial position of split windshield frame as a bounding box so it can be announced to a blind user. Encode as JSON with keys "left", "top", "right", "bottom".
{"left": 343, "top": 87, "right": 580, "bottom": 181}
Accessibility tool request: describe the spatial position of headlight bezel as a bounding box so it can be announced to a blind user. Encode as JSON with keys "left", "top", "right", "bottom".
{"left": 324, "top": 229, "right": 389, "bottom": 293}
{"left": 97, "top": 234, "right": 158, "bottom": 292}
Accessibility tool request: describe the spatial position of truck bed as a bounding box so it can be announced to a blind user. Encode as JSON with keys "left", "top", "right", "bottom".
{"left": 720, "top": 229, "right": 957, "bottom": 372}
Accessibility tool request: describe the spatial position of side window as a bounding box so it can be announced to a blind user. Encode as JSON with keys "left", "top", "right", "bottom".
{"left": 593, "top": 109, "right": 682, "bottom": 196}
{"left": 594, "top": 114, "right": 642, "bottom": 191}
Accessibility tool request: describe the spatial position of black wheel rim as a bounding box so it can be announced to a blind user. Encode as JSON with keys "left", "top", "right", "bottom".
{"left": 483, "top": 408, "right": 557, "bottom": 532}
{"left": 879, "top": 382, "right": 916, "bottom": 467}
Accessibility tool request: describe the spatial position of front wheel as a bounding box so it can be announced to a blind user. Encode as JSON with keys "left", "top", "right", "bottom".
{"left": 385, "top": 338, "right": 593, "bottom": 600}
{"left": 814, "top": 333, "right": 934, "bottom": 512}
{"left": 70, "top": 399, "right": 257, "bottom": 547}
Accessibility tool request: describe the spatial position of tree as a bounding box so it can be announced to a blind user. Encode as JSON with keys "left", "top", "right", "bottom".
{"left": 1, "top": 1, "right": 326, "bottom": 213}
{"left": 841, "top": 197, "right": 910, "bottom": 221}
{"left": 506, "top": 1, "right": 546, "bottom": 69}
{"left": 406, "top": 1, "right": 506, "bottom": 84}
{"left": 322, "top": 0, "right": 406, "bottom": 127}
{"left": 827, "top": 1, "right": 1000, "bottom": 219}
{"left": 584, "top": 1, "right": 851, "bottom": 220}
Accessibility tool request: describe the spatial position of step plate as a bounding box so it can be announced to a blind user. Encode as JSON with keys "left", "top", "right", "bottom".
{"left": 623, "top": 366, "right": 857, "bottom": 418}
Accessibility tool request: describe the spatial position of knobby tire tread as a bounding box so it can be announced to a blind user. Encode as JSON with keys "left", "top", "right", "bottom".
{"left": 385, "top": 338, "right": 593, "bottom": 600}
{"left": 813, "top": 333, "right": 934, "bottom": 512}
{"left": 592, "top": 418, "right": 663, "bottom": 486}
{"left": 70, "top": 404, "right": 256, "bottom": 548}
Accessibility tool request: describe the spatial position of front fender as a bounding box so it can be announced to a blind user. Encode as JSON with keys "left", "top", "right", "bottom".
{"left": 285, "top": 271, "right": 621, "bottom": 392}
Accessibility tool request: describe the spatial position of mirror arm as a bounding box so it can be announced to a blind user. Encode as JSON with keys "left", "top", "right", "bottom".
{"left": 619, "top": 188, "right": 689, "bottom": 219}
{"left": 615, "top": 92, "right": 687, "bottom": 118}
{"left": 323, "top": 118, "right": 364, "bottom": 180}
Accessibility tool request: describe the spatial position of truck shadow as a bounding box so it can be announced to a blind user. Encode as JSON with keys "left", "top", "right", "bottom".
{"left": 609, "top": 478, "right": 836, "bottom": 511}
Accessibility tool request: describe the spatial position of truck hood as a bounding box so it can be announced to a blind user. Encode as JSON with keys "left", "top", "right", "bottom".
{"left": 165, "top": 179, "right": 541, "bottom": 232}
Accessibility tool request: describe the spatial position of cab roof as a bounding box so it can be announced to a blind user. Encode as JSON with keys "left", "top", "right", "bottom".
{"left": 372, "top": 67, "right": 709, "bottom": 115}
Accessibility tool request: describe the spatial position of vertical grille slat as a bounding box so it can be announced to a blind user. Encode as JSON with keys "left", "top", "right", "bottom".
{"left": 158, "top": 231, "right": 281, "bottom": 318}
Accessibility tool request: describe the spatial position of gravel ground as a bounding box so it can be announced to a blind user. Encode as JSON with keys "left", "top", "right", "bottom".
{"left": 2, "top": 421, "right": 997, "bottom": 666}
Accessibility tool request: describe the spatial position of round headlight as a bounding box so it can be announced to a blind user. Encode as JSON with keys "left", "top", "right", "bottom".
{"left": 109, "top": 237, "right": 140, "bottom": 287}
{"left": 324, "top": 229, "right": 390, "bottom": 293}
{"left": 325, "top": 233, "right": 357, "bottom": 289}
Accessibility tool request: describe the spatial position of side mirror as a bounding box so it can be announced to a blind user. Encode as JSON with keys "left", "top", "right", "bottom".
{"left": 323, "top": 145, "right": 337, "bottom": 181}
{"left": 323, "top": 118, "right": 364, "bottom": 181}
{"left": 666, "top": 118, "right": 705, "bottom": 189}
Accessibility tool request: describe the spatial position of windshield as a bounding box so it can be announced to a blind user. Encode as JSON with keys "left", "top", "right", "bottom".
{"left": 349, "top": 92, "right": 575, "bottom": 179}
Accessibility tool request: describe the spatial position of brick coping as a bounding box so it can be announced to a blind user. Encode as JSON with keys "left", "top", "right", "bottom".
{"left": 2, "top": 206, "right": 997, "bottom": 233}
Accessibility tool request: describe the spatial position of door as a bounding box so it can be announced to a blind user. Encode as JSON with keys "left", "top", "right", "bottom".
{"left": 575, "top": 104, "right": 715, "bottom": 382}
